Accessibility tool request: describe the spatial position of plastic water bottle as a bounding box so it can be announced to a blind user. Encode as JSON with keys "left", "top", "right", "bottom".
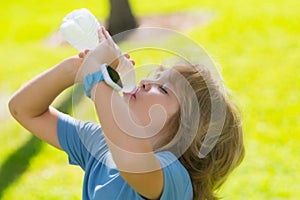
{"left": 60, "top": 8, "right": 136, "bottom": 93}
{"left": 60, "top": 8, "right": 100, "bottom": 52}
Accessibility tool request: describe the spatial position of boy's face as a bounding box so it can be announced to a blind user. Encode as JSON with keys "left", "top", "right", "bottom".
{"left": 123, "top": 68, "right": 180, "bottom": 138}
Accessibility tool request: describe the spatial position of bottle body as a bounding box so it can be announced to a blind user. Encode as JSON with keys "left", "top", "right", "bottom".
{"left": 60, "top": 8, "right": 100, "bottom": 52}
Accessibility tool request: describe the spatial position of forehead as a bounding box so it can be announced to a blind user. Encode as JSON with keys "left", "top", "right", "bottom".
{"left": 155, "top": 67, "right": 180, "bottom": 81}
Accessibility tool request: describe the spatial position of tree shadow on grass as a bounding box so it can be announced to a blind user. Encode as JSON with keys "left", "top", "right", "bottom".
{"left": 0, "top": 89, "right": 83, "bottom": 198}
{"left": 0, "top": 136, "right": 43, "bottom": 197}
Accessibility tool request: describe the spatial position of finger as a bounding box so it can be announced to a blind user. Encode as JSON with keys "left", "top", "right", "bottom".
{"left": 130, "top": 60, "right": 135, "bottom": 66}
{"left": 84, "top": 49, "right": 90, "bottom": 54}
{"left": 123, "top": 53, "right": 134, "bottom": 65}
{"left": 124, "top": 53, "right": 130, "bottom": 59}
{"left": 102, "top": 26, "right": 114, "bottom": 45}
{"left": 78, "top": 52, "right": 85, "bottom": 58}
{"left": 98, "top": 28, "right": 105, "bottom": 43}
{"left": 101, "top": 26, "right": 108, "bottom": 39}
{"left": 118, "top": 54, "right": 134, "bottom": 69}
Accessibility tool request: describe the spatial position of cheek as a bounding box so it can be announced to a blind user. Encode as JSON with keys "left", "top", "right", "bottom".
{"left": 170, "top": 102, "right": 180, "bottom": 116}
{"left": 133, "top": 102, "right": 169, "bottom": 129}
{"left": 129, "top": 101, "right": 151, "bottom": 126}
{"left": 130, "top": 95, "right": 174, "bottom": 125}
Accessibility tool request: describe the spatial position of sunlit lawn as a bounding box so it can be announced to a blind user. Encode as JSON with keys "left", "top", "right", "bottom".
{"left": 1, "top": 0, "right": 299, "bottom": 199}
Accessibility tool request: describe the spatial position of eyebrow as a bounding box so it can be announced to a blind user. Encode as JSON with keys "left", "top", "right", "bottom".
{"left": 154, "top": 73, "right": 161, "bottom": 79}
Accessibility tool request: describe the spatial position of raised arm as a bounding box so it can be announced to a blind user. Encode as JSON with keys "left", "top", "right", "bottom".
{"left": 8, "top": 56, "right": 82, "bottom": 149}
{"left": 80, "top": 28, "right": 164, "bottom": 199}
{"left": 91, "top": 82, "right": 164, "bottom": 199}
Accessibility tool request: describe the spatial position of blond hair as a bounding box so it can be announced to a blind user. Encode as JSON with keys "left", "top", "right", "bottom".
{"left": 153, "top": 64, "right": 245, "bottom": 200}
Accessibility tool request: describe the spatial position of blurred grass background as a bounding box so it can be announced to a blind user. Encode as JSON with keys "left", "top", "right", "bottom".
{"left": 1, "top": 0, "right": 299, "bottom": 199}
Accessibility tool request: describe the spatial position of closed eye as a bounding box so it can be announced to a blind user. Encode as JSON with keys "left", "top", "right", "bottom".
{"left": 159, "top": 85, "right": 168, "bottom": 94}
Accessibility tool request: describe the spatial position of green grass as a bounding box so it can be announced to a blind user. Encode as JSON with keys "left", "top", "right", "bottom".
{"left": 1, "top": 0, "right": 299, "bottom": 199}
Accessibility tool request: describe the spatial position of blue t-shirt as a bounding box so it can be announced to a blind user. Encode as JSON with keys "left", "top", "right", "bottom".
{"left": 57, "top": 113, "right": 193, "bottom": 200}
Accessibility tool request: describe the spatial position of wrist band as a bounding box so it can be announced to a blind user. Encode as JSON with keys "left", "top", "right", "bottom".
{"left": 83, "top": 69, "right": 104, "bottom": 98}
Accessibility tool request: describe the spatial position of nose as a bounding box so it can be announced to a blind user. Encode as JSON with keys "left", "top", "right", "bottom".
{"left": 139, "top": 80, "right": 153, "bottom": 91}
{"left": 141, "top": 82, "right": 151, "bottom": 91}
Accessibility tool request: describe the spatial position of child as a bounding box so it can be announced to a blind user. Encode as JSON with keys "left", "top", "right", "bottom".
{"left": 9, "top": 27, "right": 244, "bottom": 200}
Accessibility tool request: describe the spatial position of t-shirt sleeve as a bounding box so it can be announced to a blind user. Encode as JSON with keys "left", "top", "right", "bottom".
{"left": 155, "top": 152, "right": 193, "bottom": 200}
{"left": 57, "top": 112, "right": 107, "bottom": 170}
